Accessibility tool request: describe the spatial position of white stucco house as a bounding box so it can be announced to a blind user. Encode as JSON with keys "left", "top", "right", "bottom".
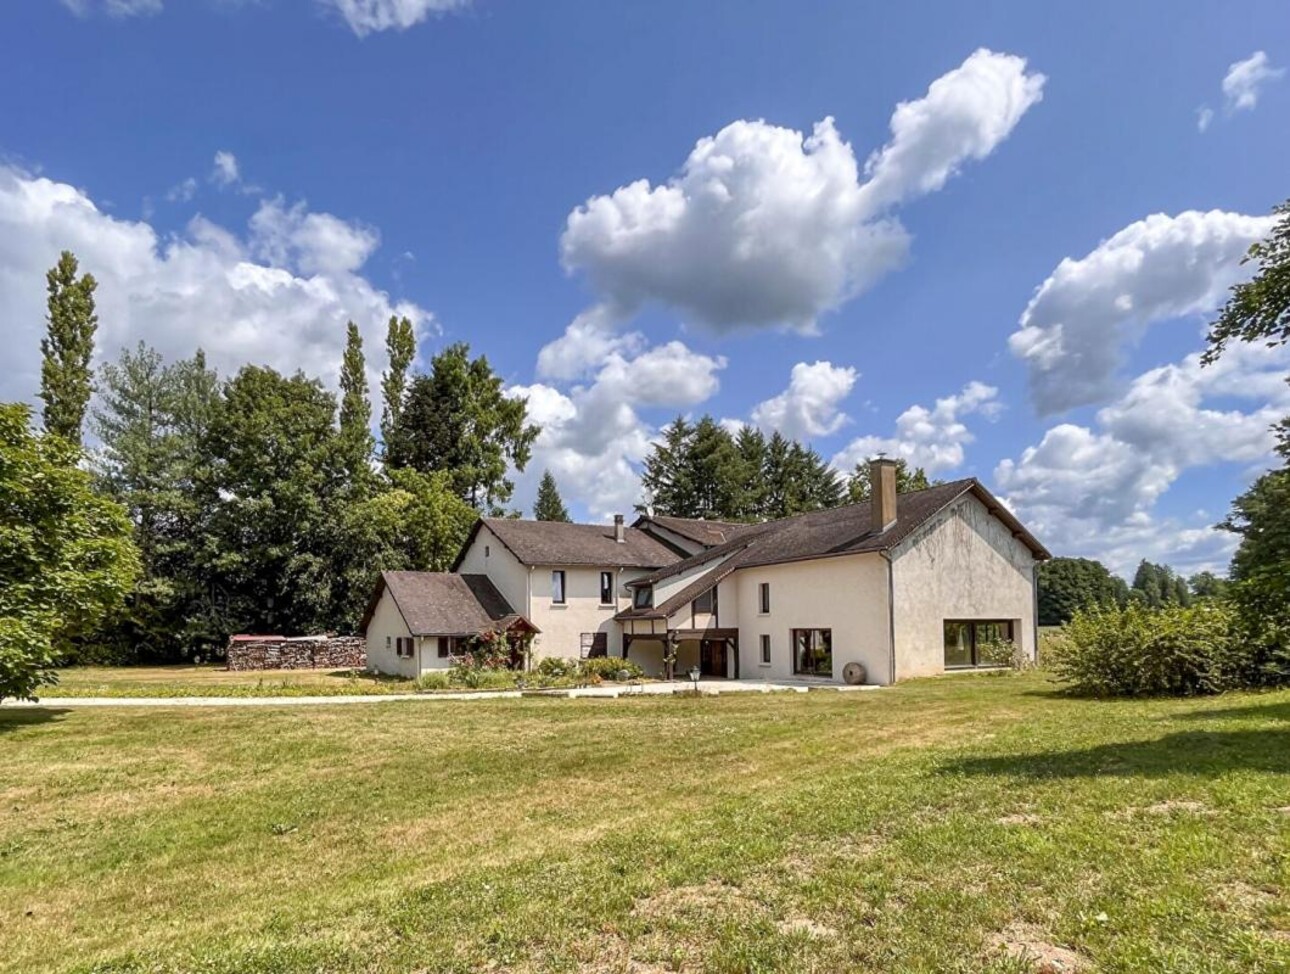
{"left": 362, "top": 459, "right": 1049, "bottom": 685}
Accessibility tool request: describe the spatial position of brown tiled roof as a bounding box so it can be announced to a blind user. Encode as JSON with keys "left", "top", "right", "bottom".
{"left": 617, "top": 479, "right": 1048, "bottom": 620}
{"left": 360, "top": 571, "right": 537, "bottom": 637}
{"left": 452, "top": 518, "right": 681, "bottom": 570}
{"left": 634, "top": 514, "right": 762, "bottom": 548}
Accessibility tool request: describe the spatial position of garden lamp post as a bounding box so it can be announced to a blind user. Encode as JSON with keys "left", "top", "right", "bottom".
{"left": 688, "top": 665, "right": 701, "bottom": 692}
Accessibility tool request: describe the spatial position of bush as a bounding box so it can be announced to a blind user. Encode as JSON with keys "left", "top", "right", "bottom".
{"left": 1045, "top": 600, "right": 1270, "bottom": 696}
{"left": 976, "top": 636, "right": 1033, "bottom": 671}
{"left": 535, "top": 657, "right": 579, "bottom": 679}
{"left": 580, "top": 656, "right": 645, "bottom": 681}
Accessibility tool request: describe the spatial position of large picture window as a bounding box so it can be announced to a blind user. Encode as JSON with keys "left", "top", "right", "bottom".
{"left": 943, "top": 620, "right": 1014, "bottom": 668}
{"left": 791, "top": 628, "right": 832, "bottom": 677}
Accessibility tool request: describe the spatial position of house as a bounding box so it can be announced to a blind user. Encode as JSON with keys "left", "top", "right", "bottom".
{"left": 362, "top": 459, "right": 1049, "bottom": 684}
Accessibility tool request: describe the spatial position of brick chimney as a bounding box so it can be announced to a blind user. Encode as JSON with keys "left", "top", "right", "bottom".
{"left": 870, "top": 457, "right": 899, "bottom": 534}
{"left": 613, "top": 513, "right": 625, "bottom": 543}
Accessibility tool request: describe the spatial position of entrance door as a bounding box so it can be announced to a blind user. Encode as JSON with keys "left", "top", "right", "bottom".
{"left": 699, "top": 639, "right": 727, "bottom": 677}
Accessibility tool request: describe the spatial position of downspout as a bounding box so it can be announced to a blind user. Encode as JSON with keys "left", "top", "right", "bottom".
{"left": 881, "top": 551, "right": 896, "bottom": 686}
{"left": 1031, "top": 560, "right": 1040, "bottom": 664}
{"left": 526, "top": 565, "right": 534, "bottom": 672}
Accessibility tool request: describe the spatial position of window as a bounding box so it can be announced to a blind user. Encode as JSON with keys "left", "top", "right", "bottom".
{"left": 580, "top": 632, "right": 608, "bottom": 658}
{"left": 943, "top": 620, "right": 1015, "bottom": 668}
{"left": 760, "top": 634, "right": 771, "bottom": 665}
{"left": 600, "top": 571, "right": 614, "bottom": 605}
{"left": 386, "top": 635, "right": 391, "bottom": 649}
{"left": 759, "top": 582, "right": 771, "bottom": 614}
{"left": 791, "top": 628, "right": 832, "bottom": 677}
{"left": 633, "top": 585, "right": 653, "bottom": 609}
{"left": 485, "top": 545, "right": 490, "bottom": 557}
{"left": 437, "top": 636, "right": 451, "bottom": 659}
{"left": 395, "top": 636, "right": 415, "bottom": 659}
{"left": 552, "top": 570, "right": 566, "bottom": 604}
{"left": 693, "top": 586, "right": 717, "bottom": 615}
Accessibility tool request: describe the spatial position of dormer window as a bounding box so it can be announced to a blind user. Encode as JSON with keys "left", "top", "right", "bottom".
{"left": 633, "top": 585, "right": 653, "bottom": 609}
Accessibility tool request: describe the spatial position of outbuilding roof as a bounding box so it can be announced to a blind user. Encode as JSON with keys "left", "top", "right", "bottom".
{"left": 617, "top": 479, "right": 1049, "bottom": 621}
{"left": 360, "top": 571, "right": 536, "bottom": 637}
{"left": 451, "top": 517, "right": 682, "bottom": 570}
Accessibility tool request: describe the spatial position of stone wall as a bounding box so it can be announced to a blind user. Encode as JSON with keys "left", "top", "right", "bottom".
{"left": 226, "top": 636, "right": 367, "bottom": 671}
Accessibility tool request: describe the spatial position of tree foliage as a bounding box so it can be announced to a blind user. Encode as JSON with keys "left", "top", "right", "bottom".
{"left": 1036, "top": 556, "right": 1128, "bottom": 626}
{"left": 1203, "top": 199, "right": 1290, "bottom": 366}
{"left": 845, "top": 458, "right": 936, "bottom": 503}
{"left": 338, "top": 321, "right": 373, "bottom": 484}
{"left": 379, "top": 314, "right": 415, "bottom": 458}
{"left": 533, "top": 469, "right": 571, "bottom": 522}
{"left": 385, "top": 342, "right": 538, "bottom": 511}
{"left": 639, "top": 418, "right": 843, "bottom": 520}
{"left": 0, "top": 403, "right": 138, "bottom": 700}
{"left": 1129, "top": 560, "right": 1191, "bottom": 609}
{"left": 39, "top": 251, "right": 98, "bottom": 445}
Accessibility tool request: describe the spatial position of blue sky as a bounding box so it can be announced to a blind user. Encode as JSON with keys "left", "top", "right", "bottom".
{"left": 1, "top": 1, "right": 1288, "bottom": 576}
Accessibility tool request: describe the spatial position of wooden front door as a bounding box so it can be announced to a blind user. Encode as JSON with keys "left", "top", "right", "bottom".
{"left": 699, "top": 639, "right": 727, "bottom": 677}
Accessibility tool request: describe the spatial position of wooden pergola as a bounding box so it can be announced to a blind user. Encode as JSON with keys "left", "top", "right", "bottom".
{"left": 622, "top": 627, "right": 740, "bottom": 680}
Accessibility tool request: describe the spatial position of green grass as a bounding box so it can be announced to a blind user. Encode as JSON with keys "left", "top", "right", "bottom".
{"left": 46, "top": 664, "right": 424, "bottom": 697}
{"left": 1, "top": 673, "right": 1287, "bottom": 973}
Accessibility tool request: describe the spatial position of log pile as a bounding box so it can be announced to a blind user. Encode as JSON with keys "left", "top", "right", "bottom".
{"left": 226, "top": 635, "right": 367, "bottom": 671}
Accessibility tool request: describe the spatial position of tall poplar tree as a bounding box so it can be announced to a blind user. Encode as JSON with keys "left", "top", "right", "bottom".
{"left": 338, "top": 321, "right": 373, "bottom": 482}
{"left": 39, "top": 251, "right": 98, "bottom": 445}
{"left": 380, "top": 315, "right": 415, "bottom": 460}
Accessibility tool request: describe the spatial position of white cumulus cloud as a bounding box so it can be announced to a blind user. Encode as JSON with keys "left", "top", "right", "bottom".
{"left": 211, "top": 150, "right": 240, "bottom": 187}
{"left": 1222, "top": 50, "right": 1285, "bottom": 112}
{"left": 321, "top": 0, "right": 470, "bottom": 37}
{"left": 554, "top": 48, "right": 1044, "bottom": 341}
{"left": 995, "top": 343, "right": 1290, "bottom": 575}
{"left": 1008, "top": 210, "right": 1275, "bottom": 414}
{"left": 751, "top": 361, "right": 858, "bottom": 440}
{"left": 831, "top": 380, "right": 1000, "bottom": 474}
{"left": 0, "top": 165, "right": 430, "bottom": 413}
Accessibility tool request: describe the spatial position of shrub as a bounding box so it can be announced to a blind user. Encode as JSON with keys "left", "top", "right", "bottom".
{"left": 580, "top": 657, "right": 645, "bottom": 681}
{"left": 1046, "top": 600, "right": 1264, "bottom": 696}
{"left": 535, "top": 657, "right": 579, "bottom": 679}
{"left": 976, "top": 636, "right": 1033, "bottom": 672}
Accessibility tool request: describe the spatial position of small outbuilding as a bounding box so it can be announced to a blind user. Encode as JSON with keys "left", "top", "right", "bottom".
{"left": 361, "top": 571, "right": 539, "bottom": 678}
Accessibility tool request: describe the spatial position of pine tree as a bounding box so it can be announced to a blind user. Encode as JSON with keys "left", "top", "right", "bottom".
{"left": 39, "top": 251, "right": 98, "bottom": 445}
{"left": 639, "top": 417, "right": 695, "bottom": 516}
{"left": 533, "top": 470, "right": 571, "bottom": 522}
{"left": 338, "top": 321, "right": 373, "bottom": 482}
{"left": 379, "top": 315, "right": 415, "bottom": 460}
{"left": 688, "top": 417, "right": 743, "bottom": 518}
{"left": 731, "top": 426, "right": 768, "bottom": 520}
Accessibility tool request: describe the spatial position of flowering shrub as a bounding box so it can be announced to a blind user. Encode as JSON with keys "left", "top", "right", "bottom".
{"left": 580, "top": 657, "right": 645, "bottom": 681}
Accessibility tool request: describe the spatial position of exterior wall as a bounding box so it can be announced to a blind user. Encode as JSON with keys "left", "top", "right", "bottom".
{"left": 455, "top": 524, "right": 531, "bottom": 621}
{"left": 364, "top": 590, "right": 417, "bottom": 679}
{"left": 733, "top": 553, "right": 892, "bottom": 684}
{"left": 646, "top": 551, "right": 738, "bottom": 607}
{"left": 890, "top": 493, "right": 1039, "bottom": 679}
{"left": 527, "top": 565, "right": 653, "bottom": 661}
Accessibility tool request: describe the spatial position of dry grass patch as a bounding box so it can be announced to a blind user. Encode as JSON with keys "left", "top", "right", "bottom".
{"left": 988, "top": 922, "right": 1090, "bottom": 973}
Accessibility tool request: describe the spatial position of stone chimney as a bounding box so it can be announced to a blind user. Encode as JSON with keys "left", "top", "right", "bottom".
{"left": 614, "top": 513, "right": 625, "bottom": 543}
{"left": 870, "top": 458, "right": 898, "bottom": 534}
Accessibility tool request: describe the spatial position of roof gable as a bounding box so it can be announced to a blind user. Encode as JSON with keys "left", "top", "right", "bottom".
{"left": 625, "top": 480, "right": 1047, "bottom": 599}
{"left": 361, "top": 571, "right": 535, "bottom": 636}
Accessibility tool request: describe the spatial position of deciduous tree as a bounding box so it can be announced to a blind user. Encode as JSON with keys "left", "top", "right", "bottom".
{"left": 0, "top": 404, "right": 138, "bottom": 700}
{"left": 338, "top": 321, "right": 374, "bottom": 483}
{"left": 39, "top": 251, "right": 98, "bottom": 445}
{"left": 380, "top": 315, "right": 415, "bottom": 459}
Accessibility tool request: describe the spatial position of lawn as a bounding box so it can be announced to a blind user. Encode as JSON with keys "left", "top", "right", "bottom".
{"left": 47, "top": 665, "right": 421, "bottom": 697}
{"left": 1, "top": 673, "right": 1287, "bottom": 974}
